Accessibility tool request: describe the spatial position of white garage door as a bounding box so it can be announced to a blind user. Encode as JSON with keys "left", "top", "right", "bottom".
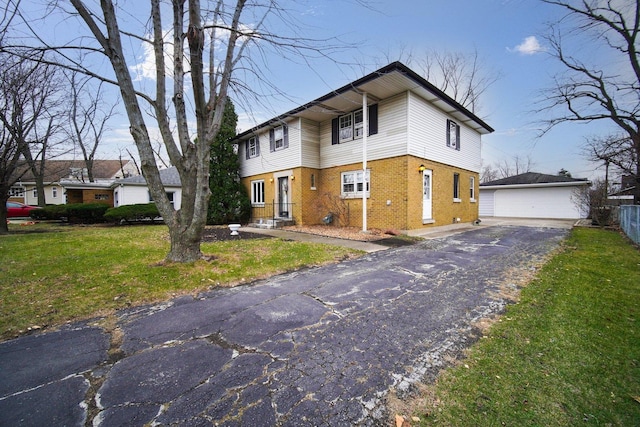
{"left": 493, "top": 187, "right": 581, "bottom": 219}
{"left": 479, "top": 190, "right": 495, "bottom": 216}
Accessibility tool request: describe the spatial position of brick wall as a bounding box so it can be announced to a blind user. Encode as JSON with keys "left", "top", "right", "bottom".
{"left": 242, "top": 155, "right": 479, "bottom": 231}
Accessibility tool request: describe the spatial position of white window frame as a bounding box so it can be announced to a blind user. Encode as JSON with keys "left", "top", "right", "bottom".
{"left": 339, "top": 114, "right": 353, "bottom": 142}
{"left": 248, "top": 137, "right": 258, "bottom": 158}
{"left": 447, "top": 119, "right": 460, "bottom": 150}
{"left": 469, "top": 176, "right": 476, "bottom": 202}
{"left": 251, "top": 180, "right": 265, "bottom": 205}
{"left": 32, "top": 188, "right": 37, "bottom": 198}
{"left": 338, "top": 109, "right": 366, "bottom": 143}
{"left": 453, "top": 173, "right": 461, "bottom": 202}
{"left": 273, "top": 126, "right": 285, "bottom": 150}
{"left": 9, "top": 186, "right": 24, "bottom": 197}
{"left": 341, "top": 170, "right": 370, "bottom": 198}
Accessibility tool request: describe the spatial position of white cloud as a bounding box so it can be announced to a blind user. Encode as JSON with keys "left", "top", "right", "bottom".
{"left": 509, "top": 36, "right": 546, "bottom": 55}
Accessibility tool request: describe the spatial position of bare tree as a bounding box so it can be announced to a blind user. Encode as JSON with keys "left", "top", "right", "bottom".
{"left": 497, "top": 154, "right": 536, "bottom": 178}
{"left": 540, "top": 0, "right": 640, "bottom": 204}
{"left": 67, "top": 72, "right": 118, "bottom": 182}
{"left": 583, "top": 133, "right": 636, "bottom": 187}
{"left": 480, "top": 164, "right": 500, "bottom": 183}
{"left": 2, "top": 0, "right": 351, "bottom": 261}
{"left": 0, "top": 53, "right": 64, "bottom": 231}
{"left": 417, "top": 48, "right": 500, "bottom": 116}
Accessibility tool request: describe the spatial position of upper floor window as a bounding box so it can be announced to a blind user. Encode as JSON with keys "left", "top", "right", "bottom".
{"left": 246, "top": 137, "right": 259, "bottom": 159}
{"left": 341, "top": 170, "right": 370, "bottom": 198}
{"left": 52, "top": 186, "right": 58, "bottom": 198}
{"left": 332, "top": 104, "right": 378, "bottom": 145}
{"left": 270, "top": 124, "right": 289, "bottom": 152}
{"left": 447, "top": 119, "right": 461, "bottom": 151}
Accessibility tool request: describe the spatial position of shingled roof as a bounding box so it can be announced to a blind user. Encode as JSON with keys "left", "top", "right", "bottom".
{"left": 15, "top": 160, "right": 133, "bottom": 183}
{"left": 115, "top": 167, "right": 181, "bottom": 187}
{"left": 481, "top": 172, "right": 589, "bottom": 187}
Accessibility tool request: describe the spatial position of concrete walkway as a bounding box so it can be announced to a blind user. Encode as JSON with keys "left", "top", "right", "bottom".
{"left": 0, "top": 220, "right": 573, "bottom": 426}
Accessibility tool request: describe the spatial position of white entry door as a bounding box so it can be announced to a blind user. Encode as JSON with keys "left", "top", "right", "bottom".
{"left": 422, "top": 169, "right": 433, "bottom": 221}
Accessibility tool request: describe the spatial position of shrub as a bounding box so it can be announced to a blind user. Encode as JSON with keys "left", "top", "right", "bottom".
{"left": 65, "top": 203, "right": 110, "bottom": 224}
{"left": 104, "top": 203, "right": 161, "bottom": 224}
{"left": 30, "top": 204, "right": 67, "bottom": 221}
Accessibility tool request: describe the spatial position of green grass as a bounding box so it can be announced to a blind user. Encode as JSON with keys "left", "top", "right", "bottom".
{"left": 0, "top": 223, "right": 359, "bottom": 340}
{"left": 418, "top": 227, "right": 640, "bottom": 426}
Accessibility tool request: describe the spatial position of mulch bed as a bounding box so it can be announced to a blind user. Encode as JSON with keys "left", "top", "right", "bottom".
{"left": 201, "top": 226, "right": 272, "bottom": 242}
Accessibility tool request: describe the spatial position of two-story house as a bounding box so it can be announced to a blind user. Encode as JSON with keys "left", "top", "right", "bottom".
{"left": 235, "top": 62, "right": 494, "bottom": 231}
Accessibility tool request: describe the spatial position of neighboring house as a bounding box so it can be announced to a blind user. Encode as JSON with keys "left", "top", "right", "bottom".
{"left": 607, "top": 175, "right": 635, "bottom": 205}
{"left": 9, "top": 160, "right": 138, "bottom": 206}
{"left": 479, "top": 172, "right": 590, "bottom": 219}
{"left": 234, "top": 62, "right": 494, "bottom": 230}
{"left": 111, "top": 167, "right": 182, "bottom": 210}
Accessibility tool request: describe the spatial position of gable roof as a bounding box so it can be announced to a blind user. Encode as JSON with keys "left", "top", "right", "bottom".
{"left": 15, "top": 160, "right": 133, "bottom": 183}
{"left": 235, "top": 61, "right": 494, "bottom": 141}
{"left": 481, "top": 172, "right": 590, "bottom": 189}
{"left": 114, "top": 167, "right": 182, "bottom": 187}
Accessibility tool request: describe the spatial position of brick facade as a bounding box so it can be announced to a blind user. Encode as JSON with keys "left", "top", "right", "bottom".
{"left": 243, "top": 155, "right": 479, "bottom": 231}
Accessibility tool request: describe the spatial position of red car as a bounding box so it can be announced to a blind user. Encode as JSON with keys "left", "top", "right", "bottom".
{"left": 6, "top": 202, "right": 41, "bottom": 218}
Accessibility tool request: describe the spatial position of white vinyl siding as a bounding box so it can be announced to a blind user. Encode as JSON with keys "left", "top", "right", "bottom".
{"left": 480, "top": 186, "right": 586, "bottom": 219}
{"left": 240, "top": 118, "right": 301, "bottom": 177}
{"left": 115, "top": 185, "right": 182, "bottom": 210}
{"left": 407, "top": 92, "right": 482, "bottom": 173}
{"left": 300, "top": 118, "right": 321, "bottom": 169}
{"left": 320, "top": 94, "right": 407, "bottom": 169}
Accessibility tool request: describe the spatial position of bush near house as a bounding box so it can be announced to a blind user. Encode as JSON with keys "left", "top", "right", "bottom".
{"left": 104, "top": 203, "right": 161, "bottom": 224}
{"left": 30, "top": 204, "right": 67, "bottom": 221}
{"left": 30, "top": 203, "right": 110, "bottom": 223}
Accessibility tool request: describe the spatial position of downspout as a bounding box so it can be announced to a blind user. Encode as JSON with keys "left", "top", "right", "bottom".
{"left": 362, "top": 92, "right": 368, "bottom": 232}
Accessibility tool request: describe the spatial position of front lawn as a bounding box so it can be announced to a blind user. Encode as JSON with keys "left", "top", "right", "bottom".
{"left": 415, "top": 227, "right": 640, "bottom": 426}
{"left": 0, "top": 223, "right": 360, "bottom": 341}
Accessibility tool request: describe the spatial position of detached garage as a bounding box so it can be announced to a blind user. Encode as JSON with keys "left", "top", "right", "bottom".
{"left": 480, "top": 172, "right": 590, "bottom": 219}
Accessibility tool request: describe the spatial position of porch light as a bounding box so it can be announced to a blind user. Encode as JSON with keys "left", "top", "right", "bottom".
{"left": 290, "top": 175, "right": 295, "bottom": 180}
{"left": 418, "top": 164, "right": 426, "bottom": 173}
{"left": 269, "top": 178, "right": 274, "bottom": 183}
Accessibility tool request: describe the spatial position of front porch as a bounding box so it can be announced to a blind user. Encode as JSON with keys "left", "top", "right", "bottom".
{"left": 248, "top": 202, "right": 295, "bottom": 229}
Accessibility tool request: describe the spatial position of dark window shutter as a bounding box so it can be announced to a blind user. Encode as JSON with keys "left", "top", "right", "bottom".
{"left": 368, "top": 104, "right": 378, "bottom": 136}
{"left": 245, "top": 140, "right": 250, "bottom": 159}
{"left": 331, "top": 118, "right": 339, "bottom": 145}
{"left": 269, "top": 129, "right": 275, "bottom": 152}
{"left": 455, "top": 123, "right": 461, "bottom": 151}
{"left": 283, "top": 124, "right": 289, "bottom": 149}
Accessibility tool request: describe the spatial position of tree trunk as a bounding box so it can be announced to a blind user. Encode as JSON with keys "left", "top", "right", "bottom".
{"left": 166, "top": 219, "right": 205, "bottom": 262}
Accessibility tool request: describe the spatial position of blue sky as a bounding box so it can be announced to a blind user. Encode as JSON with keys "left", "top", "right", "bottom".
{"left": 219, "top": 0, "right": 615, "bottom": 181}
{"left": 80, "top": 0, "right": 617, "bottom": 181}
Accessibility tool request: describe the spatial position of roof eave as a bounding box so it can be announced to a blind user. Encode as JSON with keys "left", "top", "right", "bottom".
{"left": 235, "top": 62, "right": 494, "bottom": 141}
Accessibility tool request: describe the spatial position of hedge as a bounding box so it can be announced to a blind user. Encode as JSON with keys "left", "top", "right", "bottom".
{"left": 29, "top": 203, "right": 109, "bottom": 223}
{"left": 103, "top": 203, "right": 161, "bottom": 224}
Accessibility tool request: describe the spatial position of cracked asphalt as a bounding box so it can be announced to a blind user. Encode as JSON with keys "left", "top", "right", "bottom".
{"left": 0, "top": 224, "right": 570, "bottom": 426}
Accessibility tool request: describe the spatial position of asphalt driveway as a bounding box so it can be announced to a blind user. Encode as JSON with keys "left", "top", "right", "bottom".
{"left": 0, "top": 224, "right": 570, "bottom": 426}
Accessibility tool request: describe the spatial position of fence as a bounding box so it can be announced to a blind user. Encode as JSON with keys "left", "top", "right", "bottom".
{"left": 250, "top": 202, "right": 295, "bottom": 224}
{"left": 620, "top": 205, "right": 640, "bottom": 245}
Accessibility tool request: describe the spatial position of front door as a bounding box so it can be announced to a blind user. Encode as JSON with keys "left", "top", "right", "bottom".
{"left": 278, "top": 176, "right": 289, "bottom": 218}
{"left": 422, "top": 169, "right": 433, "bottom": 221}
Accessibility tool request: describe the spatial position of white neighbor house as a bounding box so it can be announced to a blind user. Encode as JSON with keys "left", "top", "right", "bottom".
{"left": 479, "top": 172, "right": 590, "bottom": 219}
{"left": 112, "top": 167, "right": 183, "bottom": 210}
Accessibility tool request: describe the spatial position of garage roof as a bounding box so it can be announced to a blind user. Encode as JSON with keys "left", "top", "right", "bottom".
{"left": 481, "top": 172, "right": 590, "bottom": 189}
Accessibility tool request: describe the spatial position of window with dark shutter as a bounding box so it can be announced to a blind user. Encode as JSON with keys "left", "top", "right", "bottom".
{"left": 332, "top": 104, "right": 378, "bottom": 144}
{"left": 270, "top": 124, "right": 288, "bottom": 152}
